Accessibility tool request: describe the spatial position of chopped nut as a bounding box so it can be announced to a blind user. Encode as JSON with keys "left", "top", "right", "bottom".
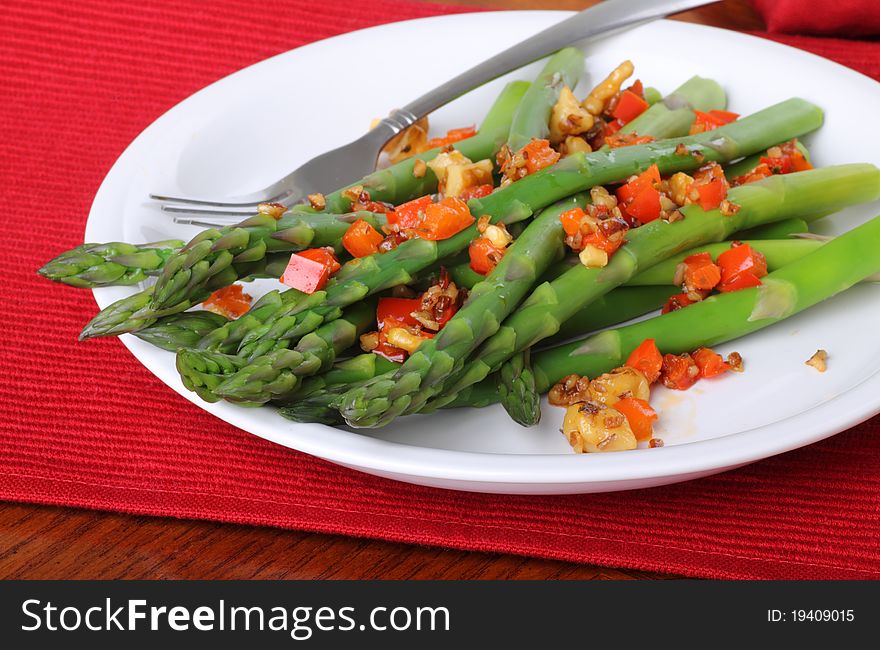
{"left": 666, "top": 210, "right": 685, "bottom": 223}
{"left": 305, "top": 194, "right": 325, "bottom": 211}
{"left": 562, "top": 402, "right": 637, "bottom": 453}
{"left": 674, "top": 143, "right": 689, "bottom": 157}
{"left": 719, "top": 200, "right": 741, "bottom": 217}
{"left": 579, "top": 245, "right": 609, "bottom": 269}
{"left": 583, "top": 60, "right": 634, "bottom": 116}
{"left": 257, "top": 202, "right": 287, "bottom": 219}
{"left": 673, "top": 262, "right": 688, "bottom": 287}
{"left": 549, "top": 374, "right": 592, "bottom": 406}
{"left": 590, "top": 185, "right": 617, "bottom": 210}
{"left": 476, "top": 214, "right": 492, "bottom": 233}
{"left": 359, "top": 331, "right": 379, "bottom": 352}
{"left": 561, "top": 135, "right": 592, "bottom": 156}
{"left": 649, "top": 438, "right": 664, "bottom": 448}
{"left": 726, "top": 351, "right": 744, "bottom": 372}
{"left": 483, "top": 223, "right": 513, "bottom": 249}
{"left": 549, "top": 86, "right": 594, "bottom": 144}
{"left": 668, "top": 172, "right": 695, "bottom": 206}
{"left": 426, "top": 150, "right": 472, "bottom": 195}
{"left": 805, "top": 349, "right": 827, "bottom": 372}
{"left": 444, "top": 158, "right": 493, "bottom": 198}
{"left": 385, "top": 327, "right": 427, "bottom": 355}
{"left": 412, "top": 159, "right": 427, "bottom": 178}
{"left": 766, "top": 146, "right": 783, "bottom": 158}
{"left": 342, "top": 185, "right": 364, "bottom": 202}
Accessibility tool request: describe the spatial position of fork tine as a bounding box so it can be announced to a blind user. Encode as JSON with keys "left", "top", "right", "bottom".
{"left": 171, "top": 217, "right": 243, "bottom": 228}
{"left": 149, "top": 192, "right": 278, "bottom": 208}
{"left": 161, "top": 204, "right": 259, "bottom": 218}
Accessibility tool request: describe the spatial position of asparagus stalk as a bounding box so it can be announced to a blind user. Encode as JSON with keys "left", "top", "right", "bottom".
{"left": 451, "top": 213, "right": 880, "bottom": 415}
{"left": 426, "top": 164, "right": 880, "bottom": 413}
{"left": 737, "top": 218, "right": 808, "bottom": 240}
{"left": 39, "top": 240, "right": 184, "bottom": 288}
{"left": 133, "top": 310, "right": 229, "bottom": 352}
{"left": 620, "top": 76, "right": 726, "bottom": 139}
{"left": 278, "top": 286, "right": 673, "bottom": 425}
{"left": 177, "top": 300, "right": 377, "bottom": 404}
{"left": 506, "top": 48, "right": 584, "bottom": 150}
{"left": 498, "top": 350, "right": 541, "bottom": 427}
{"left": 81, "top": 98, "right": 824, "bottom": 343}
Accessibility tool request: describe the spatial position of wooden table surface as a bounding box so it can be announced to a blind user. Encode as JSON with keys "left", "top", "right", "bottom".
{"left": 0, "top": 0, "right": 762, "bottom": 580}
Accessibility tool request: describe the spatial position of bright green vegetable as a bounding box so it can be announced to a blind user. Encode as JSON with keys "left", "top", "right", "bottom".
{"left": 134, "top": 310, "right": 229, "bottom": 352}
{"left": 39, "top": 240, "right": 184, "bottom": 288}
{"left": 506, "top": 48, "right": 584, "bottom": 151}
{"left": 620, "top": 76, "right": 726, "bottom": 139}
{"left": 426, "top": 164, "right": 880, "bottom": 414}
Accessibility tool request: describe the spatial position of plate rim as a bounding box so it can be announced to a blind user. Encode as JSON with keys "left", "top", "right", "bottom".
{"left": 85, "top": 10, "right": 880, "bottom": 492}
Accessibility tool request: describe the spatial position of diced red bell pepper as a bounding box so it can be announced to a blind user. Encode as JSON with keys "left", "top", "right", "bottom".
{"left": 695, "top": 178, "right": 727, "bottom": 211}
{"left": 611, "top": 90, "right": 649, "bottom": 124}
{"left": 459, "top": 183, "right": 494, "bottom": 201}
{"left": 683, "top": 251, "right": 722, "bottom": 291}
{"left": 376, "top": 297, "right": 421, "bottom": 329}
{"left": 716, "top": 243, "right": 767, "bottom": 285}
{"left": 614, "top": 397, "right": 658, "bottom": 441}
{"left": 425, "top": 125, "right": 477, "bottom": 150}
{"left": 604, "top": 119, "right": 624, "bottom": 137}
{"left": 281, "top": 251, "right": 335, "bottom": 294}
{"left": 521, "top": 139, "right": 560, "bottom": 175}
{"left": 202, "top": 284, "right": 253, "bottom": 319}
{"left": 625, "top": 338, "right": 663, "bottom": 384}
{"left": 415, "top": 197, "right": 475, "bottom": 240}
{"left": 559, "top": 207, "right": 586, "bottom": 236}
{"left": 661, "top": 353, "right": 700, "bottom": 390}
{"left": 717, "top": 272, "right": 764, "bottom": 293}
{"left": 662, "top": 292, "right": 697, "bottom": 315}
{"left": 692, "top": 347, "right": 731, "bottom": 379}
{"left": 689, "top": 109, "right": 739, "bottom": 135}
{"left": 387, "top": 195, "right": 433, "bottom": 229}
{"left": 342, "top": 218, "right": 384, "bottom": 258}
{"left": 468, "top": 237, "right": 504, "bottom": 275}
{"left": 624, "top": 184, "right": 662, "bottom": 223}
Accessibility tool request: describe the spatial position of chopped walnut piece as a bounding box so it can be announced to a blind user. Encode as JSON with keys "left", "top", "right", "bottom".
{"left": 719, "top": 200, "right": 741, "bottom": 217}
{"left": 649, "top": 438, "right": 664, "bottom": 448}
{"left": 476, "top": 214, "right": 491, "bottom": 233}
{"left": 674, "top": 143, "right": 689, "bottom": 157}
{"left": 549, "top": 86, "right": 595, "bottom": 145}
{"left": 583, "top": 60, "right": 634, "bottom": 116}
{"left": 805, "top": 349, "right": 827, "bottom": 373}
{"left": 413, "top": 159, "right": 427, "bottom": 178}
{"left": 257, "top": 202, "right": 287, "bottom": 219}
{"left": 444, "top": 159, "right": 493, "bottom": 198}
{"left": 305, "top": 194, "right": 325, "bottom": 211}
{"left": 359, "top": 331, "right": 379, "bottom": 352}
{"left": 726, "top": 351, "right": 744, "bottom": 372}
{"left": 426, "top": 150, "right": 472, "bottom": 195}
{"left": 342, "top": 185, "right": 364, "bottom": 202}
{"left": 561, "top": 135, "right": 592, "bottom": 156}
{"left": 549, "top": 374, "right": 592, "bottom": 406}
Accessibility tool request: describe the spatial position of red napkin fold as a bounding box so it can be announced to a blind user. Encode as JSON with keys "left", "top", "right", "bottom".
{"left": 752, "top": 0, "right": 880, "bottom": 37}
{"left": 2, "top": 0, "right": 880, "bottom": 580}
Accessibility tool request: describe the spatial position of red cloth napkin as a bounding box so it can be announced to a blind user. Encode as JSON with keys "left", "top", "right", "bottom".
{"left": 752, "top": 0, "right": 880, "bottom": 37}
{"left": 2, "top": 0, "right": 880, "bottom": 580}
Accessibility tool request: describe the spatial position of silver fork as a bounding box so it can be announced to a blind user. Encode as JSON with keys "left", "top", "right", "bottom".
{"left": 153, "top": 0, "right": 715, "bottom": 224}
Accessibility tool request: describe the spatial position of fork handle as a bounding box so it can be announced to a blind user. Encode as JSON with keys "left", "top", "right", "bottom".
{"left": 374, "top": 0, "right": 716, "bottom": 135}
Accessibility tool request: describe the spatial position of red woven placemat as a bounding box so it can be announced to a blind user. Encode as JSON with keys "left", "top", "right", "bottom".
{"left": 2, "top": 0, "right": 880, "bottom": 580}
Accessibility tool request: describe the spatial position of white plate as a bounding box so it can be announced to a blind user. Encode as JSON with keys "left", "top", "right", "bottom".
{"left": 85, "top": 11, "right": 880, "bottom": 494}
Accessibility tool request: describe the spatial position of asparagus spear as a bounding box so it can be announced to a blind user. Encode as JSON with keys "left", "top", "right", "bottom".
{"left": 737, "top": 218, "right": 808, "bottom": 240}
{"left": 526, "top": 212, "right": 880, "bottom": 403}
{"left": 133, "top": 310, "right": 229, "bottom": 352}
{"left": 38, "top": 240, "right": 184, "bottom": 288}
{"left": 498, "top": 350, "right": 541, "bottom": 427}
{"left": 506, "top": 48, "right": 584, "bottom": 151}
{"left": 278, "top": 286, "right": 673, "bottom": 425}
{"left": 179, "top": 300, "right": 377, "bottom": 405}
{"left": 424, "top": 164, "right": 880, "bottom": 414}
{"left": 620, "top": 76, "right": 726, "bottom": 139}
